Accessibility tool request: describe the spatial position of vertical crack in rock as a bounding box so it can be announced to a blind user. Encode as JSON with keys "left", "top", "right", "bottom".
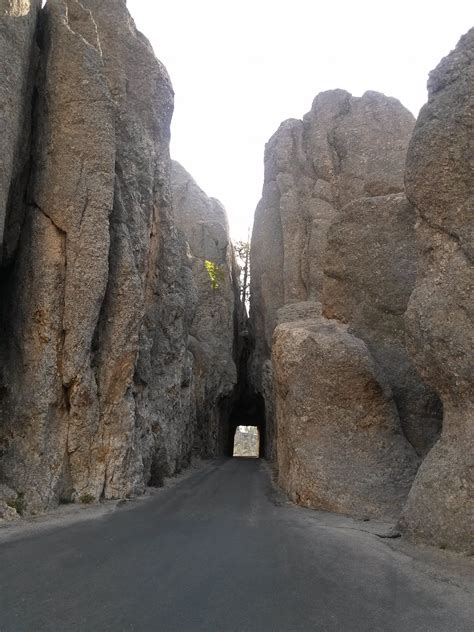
{"left": 0, "top": 0, "right": 116, "bottom": 509}
{"left": 322, "top": 194, "right": 443, "bottom": 455}
{"left": 0, "top": 0, "right": 41, "bottom": 265}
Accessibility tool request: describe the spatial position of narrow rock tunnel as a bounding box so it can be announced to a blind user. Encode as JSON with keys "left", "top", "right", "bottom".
{"left": 225, "top": 393, "right": 266, "bottom": 459}
{"left": 0, "top": 0, "right": 470, "bottom": 561}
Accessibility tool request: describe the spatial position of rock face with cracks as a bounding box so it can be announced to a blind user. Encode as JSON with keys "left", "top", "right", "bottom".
{"left": 0, "top": 0, "right": 41, "bottom": 264}
{"left": 250, "top": 90, "right": 416, "bottom": 366}
{"left": 0, "top": 1, "right": 471, "bottom": 557}
{"left": 273, "top": 308, "right": 419, "bottom": 519}
{"left": 0, "top": 0, "right": 240, "bottom": 513}
{"left": 400, "top": 28, "right": 474, "bottom": 553}
{"left": 250, "top": 89, "right": 441, "bottom": 477}
{"left": 171, "top": 161, "right": 239, "bottom": 458}
{"left": 322, "top": 194, "right": 442, "bottom": 455}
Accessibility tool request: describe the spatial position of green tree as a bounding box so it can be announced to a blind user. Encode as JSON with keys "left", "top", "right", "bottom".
{"left": 234, "top": 236, "right": 250, "bottom": 306}
{"left": 204, "top": 260, "right": 224, "bottom": 289}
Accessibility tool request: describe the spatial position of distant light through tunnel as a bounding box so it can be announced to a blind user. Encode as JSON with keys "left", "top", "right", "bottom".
{"left": 233, "top": 426, "right": 259, "bottom": 458}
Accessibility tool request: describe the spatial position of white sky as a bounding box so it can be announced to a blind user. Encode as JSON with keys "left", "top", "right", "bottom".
{"left": 128, "top": 0, "right": 473, "bottom": 242}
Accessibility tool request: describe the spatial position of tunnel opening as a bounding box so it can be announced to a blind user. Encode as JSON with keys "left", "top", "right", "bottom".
{"left": 225, "top": 392, "right": 266, "bottom": 459}
{"left": 233, "top": 425, "right": 259, "bottom": 457}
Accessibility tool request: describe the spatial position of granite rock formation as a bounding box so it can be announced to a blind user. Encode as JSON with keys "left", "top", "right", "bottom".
{"left": 400, "top": 28, "right": 474, "bottom": 553}
{"left": 249, "top": 91, "right": 425, "bottom": 461}
{"left": 249, "top": 89, "right": 441, "bottom": 495}
{"left": 1, "top": 0, "right": 471, "bottom": 556}
{"left": 0, "top": 0, "right": 41, "bottom": 265}
{"left": 171, "top": 161, "right": 239, "bottom": 458}
{"left": 273, "top": 306, "right": 419, "bottom": 519}
{"left": 0, "top": 0, "right": 240, "bottom": 514}
{"left": 250, "top": 90, "right": 415, "bottom": 355}
{"left": 323, "top": 194, "right": 442, "bottom": 455}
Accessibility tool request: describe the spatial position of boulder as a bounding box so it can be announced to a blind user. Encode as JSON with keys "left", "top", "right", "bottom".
{"left": 273, "top": 307, "right": 419, "bottom": 519}
{"left": 323, "top": 194, "right": 442, "bottom": 455}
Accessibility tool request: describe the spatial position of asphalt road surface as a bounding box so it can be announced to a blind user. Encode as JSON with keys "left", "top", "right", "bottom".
{"left": 1, "top": 458, "right": 473, "bottom": 631}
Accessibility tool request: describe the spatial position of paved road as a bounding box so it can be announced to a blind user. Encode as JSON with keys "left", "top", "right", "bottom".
{"left": 0, "top": 458, "right": 473, "bottom": 631}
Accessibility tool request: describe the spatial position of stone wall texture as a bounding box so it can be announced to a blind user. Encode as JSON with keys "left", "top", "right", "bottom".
{"left": 249, "top": 90, "right": 450, "bottom": 517}
{"left": 273, "top": 305, "right": 419, "bottom": 519}
{"left": 250, "top": 89, "right": 441, "bottom": 483}
{"left": 0, "top": 1, "right": 471, "bottom": 554}
{"left": 322, "top": 193, "right": 442, "bottom": 455}
{"left": 250, "top": 34, "right": 472, "bottom": 548}
{"left": 400, "top": 28, "right": 473, "bottom": 553}
{"left": 0, "top": 0, "right": 41, "bottom": 265}
{"left": 171, "top": 161, "right": 239, "bottom": 459}
{"left": 0, "top": 0, "right": 240, "bottom": 515}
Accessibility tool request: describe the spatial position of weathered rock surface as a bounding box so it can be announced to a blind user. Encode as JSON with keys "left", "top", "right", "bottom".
{"left": 250, "top": 90, "right": 415, "bottom": 354}
{"left": 0, "top": 0, "right": 241, "bottom": 514}
{"left": 0, "top": 0, "right": 177, "bottom": 510}
{"left": 171, "top": 161, "right": 239, "bottom": 457}
{"left": 401, "top": 29, "right": 474, "bottom": 553}
{"left": 273, "top": 307, "right": 419, "bottom": 519}
{"left": 0, "top": 0, "right": 41, "bottom": 264}
{"left": 250, "top": 90, "right": 440, "bottom": 464}
{"left": 323, "top": 194, "right": 442, "bottom": 455}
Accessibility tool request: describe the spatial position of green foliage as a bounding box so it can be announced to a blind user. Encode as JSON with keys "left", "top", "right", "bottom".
{"left": 6, "top": 492, "right": 27, "bottom": 516}
{"left": 204, "top": 260, "right": 224, "bottom": 290}
{"left": 79, "top": 493, "right": 95, "bottom": 505}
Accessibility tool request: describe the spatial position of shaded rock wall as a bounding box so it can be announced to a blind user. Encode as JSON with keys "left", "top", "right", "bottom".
{"left": 400, "top": 29, "right": 473, "bottom": 553}
{"left": 171, "top": 161, "right": 239, "bottom": 458}
{"left": 0, "top": 0, "right": 41, "bottom": 265}
{"left": 0, "top": 0, "right": 240, "bottom": 514}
